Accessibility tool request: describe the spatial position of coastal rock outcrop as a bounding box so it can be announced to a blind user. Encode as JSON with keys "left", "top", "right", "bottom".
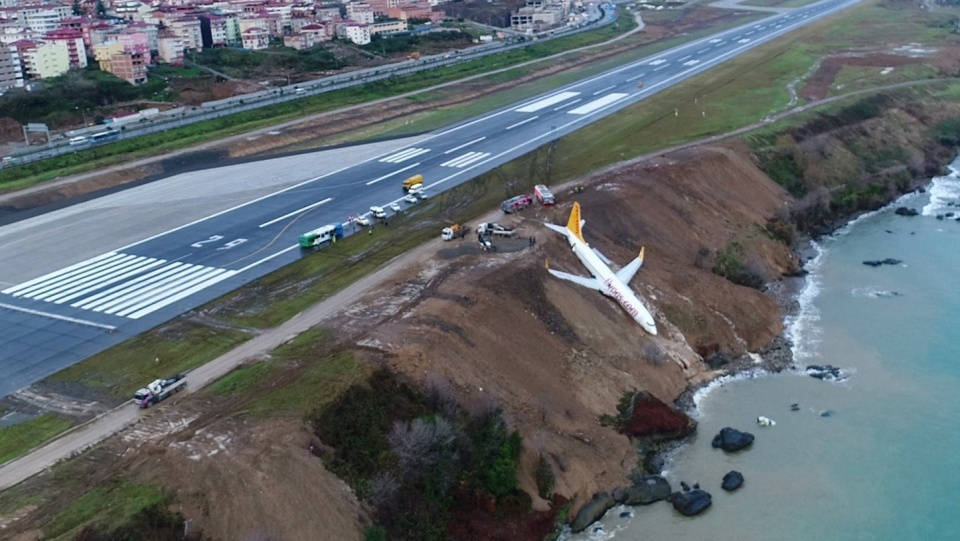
{"left": 721, "top": 471, "right": 744, "bottom": 491}
{"left": 623, "top": 391, "right": 697, "bottom": 442}
{"left": 894, "top": 207, "right": 919, "bottom": 216}
{"left": 669, "top": 489, "right": 712, "bottom": 516}
{"left": 862, "top": 258, "right": 902, "bottom": 267}
{"left": 571, "top": 492, "right": 616, "bottom": 533}
{"left": 805, "top": 364, "right": 847, "bottom": 381}
{"left": 711, "top": 427, "right": 754, "bottom": 452}
{"left": 615, "top": 474, "right": 672, "bottom": 505}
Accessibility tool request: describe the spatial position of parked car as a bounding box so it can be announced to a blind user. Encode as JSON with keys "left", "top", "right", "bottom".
{"left": 403, "top": 194, "right": 418, "bottom": 204}
{"left": 389, "top": 203, "right": 402, "bottom": 212}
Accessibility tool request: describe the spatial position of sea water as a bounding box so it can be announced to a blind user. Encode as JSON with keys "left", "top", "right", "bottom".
{"left": 561, "top": 162, "right": 960, "bottom": 541}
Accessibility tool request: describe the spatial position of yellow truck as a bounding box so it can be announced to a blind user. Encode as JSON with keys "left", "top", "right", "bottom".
{"left": 402, "top": 174, "right": 424, "bottom": 192}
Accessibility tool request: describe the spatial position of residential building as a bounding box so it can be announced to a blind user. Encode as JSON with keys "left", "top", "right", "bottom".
{"left": 19, "top": 40, "right": 69, "bottom": 78}
{"left": 221, "top": 14, "right": 241, "bottom": 45}
{"left": 290, "top": 14, "right": 316, "bottom": 33}
{"left": 18, "top": 5, "right": 72, "bottom": 34}
{"left": 262, "top": 1, "right": 292, "bottom": 29}
{"left": 0, "top": 44, "right": 23, "bottom": 90}
{"left": 157, "top": 29, "right": 183, "bottom": 64}
{"left": 110, "top": 50, "right": 147, "bottom": 84}
{"left": 240, "top": 25, "right": 268, "bottom": 49}
{"left": 87, "top": 21, "right": 115, "bottom": 47}
{"left": 117, "top": 29, "right": 149, "bottom": 57}
{"left": 336, "top": 21, "right": 369, "bottom": 45}
{"left": 369, "top": 19, "right": 405, "bottom": 35}
{"left": 198, "top": 13, "right": 227, "bottom": 48}
{"left": 168, "top": 16, "right": 202, "bottom": 50}
{"left": 315, "top": 7, "right": 340, "bottom": 21}
{"left": 92, "top": 39, "right": 124, "bottom": 70}
{"left": 282, "top": 30, "right": 313, "bottom": 49}
{"left": 300, "top": 22, "right": 328, "bottom": 42}
{"left": 386, "top": 3, "right": 442, "bottom": 22}
{"left": 127, "top": 21, "right": 157, "bottom": 50}
{"left": 511, "top": 0, "right": 566, "bottom": 32}
{"left": 365, "top": 0, "right": 403, "bottom": 16}
{"left": 110, "top": 1, "right": 153, "bottom": 22}
{"left": 44, "top": 27, "right": 87, "bottom": 68}
{"left": 345, "top": 2, "right": 374, "bottom": 25}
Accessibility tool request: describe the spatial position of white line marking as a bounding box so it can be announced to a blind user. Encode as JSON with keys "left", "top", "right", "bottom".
{"left": 365, "top": 163, "right": 420, "bottom": 186}
{"left": 236, "top": 245, "right": 300, "bottom": 274}
{"left": 733, "top": 36, "right": 741, "bottom": 40}
{"left": 116, "top": 268, "right": 228, "bottom": 317}
{"left": 444, "top": 137, "right": 486, "bottom": 154}
{"left": 29, "top": 254, "right": 141, "bottom": 301}
{"left": 441, "top": 152, "right": 481, "bottom": 167}
{"left": 746, "top": 31, "right": 754, "bottom": 35}
{"left": 709, "top": 38, "right": 722, "bottom": 43}
{"left": 593, "top": 85, "right": 616, "bottom": 95}
{"left": 93, "top": 264, "right": 205, "bottom": 314}
{"left": 649, "top": 58, "right": 667, "bottom": 65}
{"left": 683, "top": 60, "right": 700, "bottom": 66}
{"left": 259, "top": 197, "right": 333, "bottom": 228}
{"left": 626, "top": 72, "right": 646, "bottom": 82}
{"left": 653, "top": 64, "right": 670, "bottom": 72}
{"left": 514, "top": 92, "right": 579, "bottom": 113}
{"left": 678, "top": 55, "right": 691, "bottom": 62}
{"left": 0, "top": 302, "right": 117, "bottom": 331}
{"left": 697, "top": 48, "right": 710, "bottom": 54}
{"left": 52, "top": 258, "right": 167, "bottom": 304}
{"left": 74, "top": 263, "right": 187, "bottom": 310}
{"left": 554, "top": 98, "right": 582, "bottom": 111}
{"left": 505, "top": 116, "right": 539, "bottom": 130}
{"left": 2, "top": 253, "right": 116, "bottom": 295}
{"left": 379, "top": 147, "right": 422, "bottom": 163}
{"left": 106, "top": 266, "right": 221, "bottom": 316}
{"left": 126, "top": 271, "right": 238, "bottom": 320}
{"left": 8, "top": 253, "right": 127, "bottom": 298}
{"left": 568, "top": 93, "right": 628, "bottom": 115}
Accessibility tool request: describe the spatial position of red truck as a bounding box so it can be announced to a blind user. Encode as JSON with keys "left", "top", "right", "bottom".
{"left": 534, "top": 184, "right": 556, "bottom": 205}
{"left": 500, "top": 194, "right": 533, "bottom": 214}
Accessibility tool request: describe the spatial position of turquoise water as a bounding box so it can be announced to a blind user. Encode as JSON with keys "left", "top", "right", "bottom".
{"left": 562, "top": 164, "right": 960, "bottom": 541}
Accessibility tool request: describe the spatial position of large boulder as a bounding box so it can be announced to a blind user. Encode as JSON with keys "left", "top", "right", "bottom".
{"left": 721, "top": 471, "right": 744, "bottom": 492}
{"left": 623, "top": 391, "right": 697, "bottom": 442}
{"left": 669, "top": 489, "right": 712, "bottom": 516}
{"left": 711, "top": 427, "right": 754, "bottom": 452}
{"left": 894, "top": 207, "right": 919, "bottom": 216}
{"left": 618, "top": 474, "right": 672, "bottom": 505}
{"left": 570, "top": 492, "right": 616, "bottom": 533}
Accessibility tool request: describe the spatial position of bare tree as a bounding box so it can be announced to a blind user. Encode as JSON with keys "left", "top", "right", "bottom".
{"left": 642, "top": 341, "right": 666, "bottom": 366}
{"left": 388, "top": 417, "right": 459, "bottom": 484}
{"left": 367, "top": 471, "right": 400, "bottom": 508}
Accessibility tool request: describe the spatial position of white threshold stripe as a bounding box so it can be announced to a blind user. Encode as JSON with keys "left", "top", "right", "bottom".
{"left": 514, "top": 92, "right": 579, "bottom": 113}
{"left": 568, "top": 93, "right": 628, "bottom": 115}
{"left": 0, "top": 302, "right": 117, "bottom": 331}
{"left": 74, "top": 263, "right": 187, "bottom": 310}
{"left": 116, "top": 268, "right": 229, "bottom": 317}
{"left": 53, "top": 258, "right": 167, "bottom": 304}
{"left": 505, "top": 116, "right": 539, "bottom": 130}
{"left": 444, "top": 137, "right": 486, "bottom": 154}
{"left": 593, "top": 85, "right": 616, "bottom": 95}
{"left": 455, "top": 153, "right": 490, "bottom": 168}
{"left": 259, "top": 197, "right": 333, "bottom": 228}
{"left": 10, "top": 253, "right": 127, "bottom": 298}
{"left": 554, "top": 98, "right": 582, "bottom": 111}
{"left": 442, "top": 152, "right": 482, "bottom": 167}
{"left": 42, "top": 256, "right": 157, "bottom": 303}
{"left": 127, "top": 271, "right": 238, "bottom": 320}
{"left": 2, "top": 252, "right": 116, "bottom": 295}
{"left": 365, "top": 163, "right": 420, "bottom": 186}
{"left": 380, "top": 147, "right": 422, "bottom": 162}
{"left": 28, "top": 254, "right": 141, "bottom": 301}
{"left": 107, "top": 267, "right": 223, "bottom": 316}
{"left": 94, "top": 264, "right": 207, "bottom": 314}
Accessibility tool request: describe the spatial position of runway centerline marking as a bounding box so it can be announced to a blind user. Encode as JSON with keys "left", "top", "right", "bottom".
{"left": 259, "top": 197, "right": 333, "bottom": 227}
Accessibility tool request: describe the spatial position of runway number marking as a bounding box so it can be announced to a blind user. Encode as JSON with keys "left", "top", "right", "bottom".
{"left": 217, "top": 238, "right": 248, "bottom": 251}
{"left": 191, "top": 235, "right": 223, "bottom": 248}
{"left": 192, "top": 235, "right": 247, "bottom": 250}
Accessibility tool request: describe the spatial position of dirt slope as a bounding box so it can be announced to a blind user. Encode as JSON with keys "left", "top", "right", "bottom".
{"left": 335, "top": 143, "right": 796, "bottom": 513}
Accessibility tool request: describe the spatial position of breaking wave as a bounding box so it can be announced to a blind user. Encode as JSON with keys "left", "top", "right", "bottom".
{"left": 922, "top": 161, "right": 960, "bottom": 217}
{"left": 784, "top": 241, "right": 824, "bottom": 363}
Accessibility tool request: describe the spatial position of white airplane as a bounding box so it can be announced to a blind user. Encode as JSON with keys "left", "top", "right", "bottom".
{"left": 545, "top": 202, "right": 658, "bottom": 336}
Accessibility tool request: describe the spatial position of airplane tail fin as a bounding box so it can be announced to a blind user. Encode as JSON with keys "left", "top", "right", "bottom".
{"left": 566, "top": 202, "right": 586, "bottom": 244}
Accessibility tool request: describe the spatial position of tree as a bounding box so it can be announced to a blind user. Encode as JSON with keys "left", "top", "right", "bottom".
{"left": 71, "top": 0, "right": 82, "bottom": 16}
{"left": 95, "top": 0, "right": 106, "bottom": 18}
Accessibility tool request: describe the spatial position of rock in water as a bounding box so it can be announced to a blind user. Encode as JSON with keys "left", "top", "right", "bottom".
{"left": 622, "top": 391, "right": 697, "bottom": 442}
{"left": 894, "top": 207, "right": 919, "bottom": 217}
{"left": 571, "top": 492, "right": 616, "bottom": 533}
{"left": 805, "top": 364, "right": 847, "bottom": 381}
{"left": 711, "top": 427, "right": 755, "bottom": 452}
{"left": 680, "top": 481, "right": 690, "bottom": 492}
{"left": 722, "top": 471, "right": 744, "bottom": 492}
{"left": 620, "top": 475, "right": 672, "bottom": 505}
{"left": 669, "top": 489, "right": 712, "bottom": 516}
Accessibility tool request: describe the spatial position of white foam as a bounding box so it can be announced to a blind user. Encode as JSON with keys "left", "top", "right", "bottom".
{"left": 691, "top": 368, "right": 767, "bottom": 415}
{"left": 784, "top": 241, "right": 824, "bottom": 363}
{"left": 922, "top": 161, "right": 960, "bottom": 216}
{"left": 851, "top": 287, "right": 901, "bottom": 299}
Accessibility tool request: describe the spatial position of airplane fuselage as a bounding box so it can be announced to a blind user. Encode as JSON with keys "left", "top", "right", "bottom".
{"left": 565, "top": 235, "right": 658, "bottom": 335}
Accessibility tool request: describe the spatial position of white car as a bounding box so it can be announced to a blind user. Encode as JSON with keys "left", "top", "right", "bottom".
{"left": 403, "top": 194, "right": 418, "bottom": 204}
{"left": 354, "top": 215, "right": 371, "bottom": 226}
{"left": 389, "top": 203, "right": 401, "bottom": 212}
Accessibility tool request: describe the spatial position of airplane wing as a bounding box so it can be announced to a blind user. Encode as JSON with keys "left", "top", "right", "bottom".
{"left": 592, "top": 247, "right": 613, "bottom": 265}
{"left": 615, "top": 247, "right": 645, "bottom": 285}
{"left": 548, "top": 269, "right": 604, "bottom": 292}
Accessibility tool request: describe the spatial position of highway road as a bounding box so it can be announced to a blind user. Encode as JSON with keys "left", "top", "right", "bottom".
{"left": 0, "top": 0, "right": 860, "bottom": 399}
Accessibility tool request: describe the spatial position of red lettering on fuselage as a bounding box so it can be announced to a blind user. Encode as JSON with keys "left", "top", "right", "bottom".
{"left": 604, "top": 278, "right": 639, "bottom": 318}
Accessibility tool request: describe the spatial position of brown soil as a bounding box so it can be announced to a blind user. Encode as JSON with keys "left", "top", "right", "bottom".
{"left": 333, "top": 143, "right": 795, "bottom": 515}
{"left": 800, "top": 45, "right": 960, "bottom": 100}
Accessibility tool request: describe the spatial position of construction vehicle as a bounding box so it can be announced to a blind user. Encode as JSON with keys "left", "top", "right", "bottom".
{"left": 479, "top": 233, "right": 497, "bottom": 252}
{"left": 299, "top": 223, "right": 344, "bottom": 248}
{"left": 408, "top": 52, "right": 421, "bottom": 61}
{"left": 370, "top": 206, "right": 387, "bottom": 219}
{"left": 133, "top": 374, "right": 187, "bottom": 408}
{"left": 477, "top": 222, "right": 516, "bottom": 237}
{"left": 442, "top": 224, "right": 470, "bottom": 240}
{"left": 500, "top": 194, "right": 533, "bottom": 214}
{"left": 534, "top": 184, "right": 556, "bottom": 205}
{"left": 402, "top": 174, "right": 424, "bottom": 192}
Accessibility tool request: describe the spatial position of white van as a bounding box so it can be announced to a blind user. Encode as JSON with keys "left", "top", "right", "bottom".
{"left": 370, "top": 206, "right": 386, "bottom": 219}
{"left": 69, "top": 136, "right": 89, "bottom": 146}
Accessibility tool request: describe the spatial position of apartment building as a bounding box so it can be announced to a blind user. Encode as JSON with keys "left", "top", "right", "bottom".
{"left": 345, "top": 2, "right": 374, "bottom": 25}
{"left": 16, "top": 40, "right": 69, "bottom": 78}
{"left": 0, "top": 44, "right": 23, "bottom": 90}
{"left": 198, "top": 13, "right": 228, "bottom": 47}
{"left": 369, "top": 19, "right": 406, "bottom": 35}
{"left": 44, "top": 27, "right": 87, "bottom": 68}
{"left": 168, "top": 16, "right": 202, "bottom": 50}
{"left": 110, "top": 51, "right": 147, "bottom": 84}
{"left": 336, "top": 21, "right": 369, "bottom": 45}
{"left": 157, "top": 29, "right": 184, "bottom": 64}
{"left": 282, "top": 29, "right": 314, "bottom": 49}
{"left": 240, "top": 25, "right": 268, "bottom": 49}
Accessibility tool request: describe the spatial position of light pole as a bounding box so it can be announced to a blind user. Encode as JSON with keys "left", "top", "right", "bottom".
{"left": 75, "top": 106, "right": 87, "bottom": 126}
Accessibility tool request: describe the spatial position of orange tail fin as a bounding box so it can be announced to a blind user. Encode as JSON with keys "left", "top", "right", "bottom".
{"left": 566, "top": 202, "right": 586, "bottom": 244}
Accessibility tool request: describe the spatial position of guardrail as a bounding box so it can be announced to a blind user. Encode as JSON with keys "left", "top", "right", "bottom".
{"left": 2, "top": 5, "right": 616, "bottom": 169}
